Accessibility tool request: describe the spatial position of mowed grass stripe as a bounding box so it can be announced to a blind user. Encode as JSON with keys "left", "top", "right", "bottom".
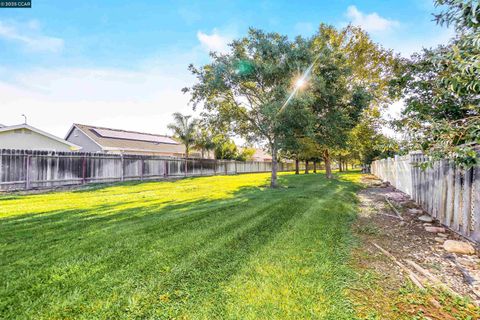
{"left": 0, "top": 171, "right": 362, "bottom": 319}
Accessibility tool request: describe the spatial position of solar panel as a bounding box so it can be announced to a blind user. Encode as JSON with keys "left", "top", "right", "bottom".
{"left": 91, "top": 128, "right": 179, "bottom": 144}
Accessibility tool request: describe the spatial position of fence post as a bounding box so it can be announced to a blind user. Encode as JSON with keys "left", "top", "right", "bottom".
{"left": 120, "top": 154, "right": 125, "bottom": 182}
{"left": 394, "top": 155, "right": 399, "bottom": 189}
{"left": 25, "top": 154, "right": 31, "bottom": 190}
{"left": 140, "top": 157, "right": 144, "bottom": 181}
{"left": 185, "top": 158, "right": 188, "bottom": 177}
{"left": 471, "top": 165, "right": 480, "bottom": 241}
{"left": 82, "top": 155, "right": 87, "bottom": 184}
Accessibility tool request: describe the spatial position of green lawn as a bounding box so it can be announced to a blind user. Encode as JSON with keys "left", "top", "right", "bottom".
{"left": 0, "top": 171, "right": 362, "bottom": 319}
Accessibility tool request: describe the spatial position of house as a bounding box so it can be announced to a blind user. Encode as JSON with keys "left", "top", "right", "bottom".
{"left": 0, "top": 124, "right": 81, "bottom": 152}
{"left": 65, "top": 123, "right": 200, "bottom": 157}
{"left": 250, "top": 148, "right": 272, "bottom": 162}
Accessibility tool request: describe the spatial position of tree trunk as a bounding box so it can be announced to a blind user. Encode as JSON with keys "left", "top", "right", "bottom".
{"left": 270, "top": 144, "right": 278, "bottom": 188}
{"left": 344, "top": 161, "right": 348, "bottom": 171}
{"left": 313, "top": 161, "right": 317, "bottom": 173}
{"left": 324, "top": 149, "right": 333, "bottom": 179}
{"left": 305, "top": 160, "right": 309, "bottom": 174}
{"left": 295, "top": 158, "right": 299, "bottom": 175}
{"left": 338, "top": 159, "right": 343, "bottom": 172}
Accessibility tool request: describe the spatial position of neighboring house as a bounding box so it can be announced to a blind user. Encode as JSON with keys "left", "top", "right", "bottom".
{"left": 65, "top": 123, "right": 200, "bottom": 157}
{"left": 250, "top": 148, "right": 272, "bottom": 162}
{"left": 0, "top": 124, "right": 81, "bottom": 152}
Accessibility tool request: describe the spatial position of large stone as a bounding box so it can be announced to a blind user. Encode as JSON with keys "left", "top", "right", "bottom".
{"left": 434, "top": 237, "right": 445, "bottom": 243}
{"left": 418, "top": 214, "right": 433, "bottom": 223}
{"left": 425, "top": 226, "right": 446, "bottom": 233}
{"left": 443, "top": 240, "right": 476, "bottom": 255}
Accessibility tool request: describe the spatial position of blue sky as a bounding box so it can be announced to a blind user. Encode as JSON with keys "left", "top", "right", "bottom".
{"left": 0, "top": 0, "right": 453, "bottom": 137}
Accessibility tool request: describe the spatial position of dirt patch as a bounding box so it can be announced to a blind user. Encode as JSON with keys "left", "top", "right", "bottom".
{"left": 350, "top": 174, "right": 480, "bottom": 319}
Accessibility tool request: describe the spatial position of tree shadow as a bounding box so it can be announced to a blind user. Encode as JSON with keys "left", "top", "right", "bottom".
{"left": 0, "top": 173, "right": 360, "bottom": 318}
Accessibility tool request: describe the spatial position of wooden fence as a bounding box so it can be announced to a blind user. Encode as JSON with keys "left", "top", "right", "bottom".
{"left": 371, "top": 152, "right": 480, "bottom": 242}
{"left": 0, "top": 149, "right": 305, "bottom": 191}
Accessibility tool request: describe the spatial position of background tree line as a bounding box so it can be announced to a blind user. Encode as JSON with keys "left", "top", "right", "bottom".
{"left": 176, "top": 0, "right": 478, "bottom": 187}
{"left": 167, "top": 112, "right": 256, "bottom": 161}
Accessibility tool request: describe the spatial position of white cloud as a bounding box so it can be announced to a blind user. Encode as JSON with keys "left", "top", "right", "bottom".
{"left": 0, "top": 20, "right": 64, "bottom": 53}
{"left": 0, "top": 63, "right": 198, "bottom": 137}
{"left": 345, "top": 6, "right": 399, "bottom": 33}
{"left": 197, "top": 29, "right": 231, "bottom": 53}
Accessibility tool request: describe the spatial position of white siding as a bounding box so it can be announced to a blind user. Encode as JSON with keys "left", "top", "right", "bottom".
{"left": 0, "top": 128, "right": 74, "bottom": 151}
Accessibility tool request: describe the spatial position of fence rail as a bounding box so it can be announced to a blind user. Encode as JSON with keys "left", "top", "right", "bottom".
{"left": 0, "top": 149, "right": 305, "bottom": 191}
{"left": 371, "top": 152, "right": 480, "bottom": 242}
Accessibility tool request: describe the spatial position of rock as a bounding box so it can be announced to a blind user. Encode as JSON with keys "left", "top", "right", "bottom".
{"left": 409, "top": 208, "right": 423, "bottom": 215}
{"left": 434, "top": 237, "right": 445, "bottom": 243}
{"left": 443, "top": 240, "right": 476, "bottom": 255}
{"left": 437, "top": 233, "right": 448, "bottom": 238}
{"left": 457, "top": 257, "right": 478, "bottom": 268}
{"left": 399, "top": 221, "right": 407, "bottom": 227}
{"left": 402, "top": 202, "right": 418, "bottom": 209}
{"left": 425, "top": 226, "right": 446, "bottom": 233}
{"left": 418, "top": 214, "right": 433, "bottom": 223}
{"left": 423, "top": 223, "right": 432, "bottom": 227}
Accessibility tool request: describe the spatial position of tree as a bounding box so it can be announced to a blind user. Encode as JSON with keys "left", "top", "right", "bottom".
{"left": 434, "top": 0, "right": 479, "bottom": 96}
{"left": 167, "top": 112, "right": 197, "bottom": 158}
{"left": 236, "top": 147, "right": 256, "bottom": 161}
{"left": 306, "top": 37, "right": 372, "bottom": 178}
{"left": 393, "top": 0, "right": 480, "bottom": 168}
{"left": 184, "top": 29, "right": 311, "bottom": 187}
{"left": 193, "top": 122, "right": 215, "bottom": 159}
{"left": 316, "top": 24, "right": 402, "bottom": 107}
{"left": 212, "top": 134, "right": 238, "bottom": 160}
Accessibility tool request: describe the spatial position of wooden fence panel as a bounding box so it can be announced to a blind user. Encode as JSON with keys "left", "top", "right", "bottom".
{"left": 372, "top": 149, "right": 480, "bottom": 243}
{"left": 0, "top": 149, "right": 300, "bottom": 192}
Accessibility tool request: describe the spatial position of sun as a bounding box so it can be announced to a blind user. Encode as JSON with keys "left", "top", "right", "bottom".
{"left": 295, "top": 78, "right": 306, "bottom": 89}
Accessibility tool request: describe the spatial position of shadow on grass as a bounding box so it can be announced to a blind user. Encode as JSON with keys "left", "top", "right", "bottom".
{"left": 0, "top": 172, "right": 362, "bottom": 319}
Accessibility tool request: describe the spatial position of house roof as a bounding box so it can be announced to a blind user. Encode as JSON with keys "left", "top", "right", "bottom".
{"left": 66, "top": 124, "right": 186, "bottom": 155}
{"left": 0, "top": 124, "right": 81, "bottom": 150}
{"left": 240, "top": 147, "right": 272, "bottom": 161}
{"left": 252, "top": 148, "right": 272, "bottom": 161}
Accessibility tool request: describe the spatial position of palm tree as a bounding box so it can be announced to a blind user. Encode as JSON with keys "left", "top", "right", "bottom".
{"left": 193, "top": 124, "right": 215, "bottom": 159}
{"left": 167, "top": 112, "right": 197, "bottom": 158}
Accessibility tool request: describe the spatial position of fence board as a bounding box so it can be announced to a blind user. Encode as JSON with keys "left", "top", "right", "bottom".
{"left": 372, "top": 149, "right": 480, "bottom": 243}
{"left": 0, "top": 149, "right": 299, "bottom": 192}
